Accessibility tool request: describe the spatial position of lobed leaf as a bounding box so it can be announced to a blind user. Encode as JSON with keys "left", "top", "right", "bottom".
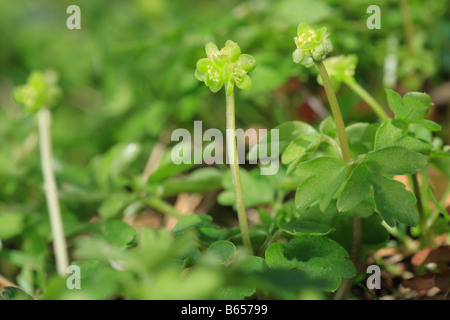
{"left": 364, "top": 146, "right": 427, "bottom": 175}
{"left": 337, "top": 162, "right": 370, "bottom": 212}
{"left": 295, "top": 157, "right": 346, "bottom": 212}
{"left": 265, "top": 236, "right": 355, "bottom": 292}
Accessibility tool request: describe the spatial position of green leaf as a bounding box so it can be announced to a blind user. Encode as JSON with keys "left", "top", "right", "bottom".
{"left": 248, "top": 121, "right": 316, "bottom": 161}
{"left": 206, "top": 240, "right": 236, "bottom": 264}
{"left": 319, "top": 117, "right": 336, "bottom": 138}
{"left": 0, "top": 213, "right": 25, "bottom": 240}
{"left": 431, "top": 157, "right": 450, "bottom": 177}
{"left": 364, "top": 146, "right": 427, "bottom": 175}
{"left": 361, "top": 214, "right": 389, "bottom": 249}
{"left": 386, "top": 89, "right": 433, "bottom": 123}
{"left": 419, "top": 119, "right": 442, "bottom": 132}
{"left": 148, "top": 147, "right": 198, "bottom": 182}
{"left": 92, "top": 143, "right": 142, "bottom": 189}
{"left": 369, "top": 172, "right": 419, "bottom": 227}
{"left": 281, "top": 133, "right": 321, "bottom": 165}
{"left": 1, "top": 287, "right": 33, "bottom": 300}
{"left": 197, "top": 227, "right": 227, "bottom": 247}
{"left": 278, "top": 220, "right": 334, "bottom": 236}
{"left": 295, "top": 157, "right": 346, "bottom": 212}
{"left": 218, "top": 169, "right": 274, "bottom": 208}
{"left": 98, "top": 194, "right": 134, "bottom": 220}
{"left": 346, "top": 123, "right": 376, "bottom": 155}
{"left": 337, "top": 162, "right": 370, "bottom": 212}
{"left": 265, "top": 236, "right": 355, "bottom": 292}
{"left": 103, "top": 221, "right": 137, "bottom": 248}
{"left": 162, "top": 168, "right": 223, "bottom": 195}
{"left": 213, "top": 286, "right": 255, "bottom": 300}
{"left": 375, "top": 119, "right": 432, "bottom": 152}
{"left": 172, "top": 214, "right": 216, "bottom": 233}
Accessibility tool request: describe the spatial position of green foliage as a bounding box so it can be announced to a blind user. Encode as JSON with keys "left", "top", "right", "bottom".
{"left": 1, "top": 1, "right": 449, "bottom": 301}
{"left": 295, "top": 157, "right": 346, "bottom": 212}
{"left": 218, "top": 169, "right": 275, "bottom": 208}
{"left": 0, "top": 287, "right": 34, "bottom": 300}
{"left": 265, "top": 236, "right": 355, "bottom": 291}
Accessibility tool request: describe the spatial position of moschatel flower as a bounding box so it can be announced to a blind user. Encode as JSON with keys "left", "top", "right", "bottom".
{"left": 13, "top": 70, "right": 61, "bottom": 114}
{"left": 317, "top": 54, "right": 358, "bottom": 90}
{"left": 195, "top": 40, "right": 256, "bottom": 95}
{"left": 292, "top": 23, "right": 333, "bottom": 68}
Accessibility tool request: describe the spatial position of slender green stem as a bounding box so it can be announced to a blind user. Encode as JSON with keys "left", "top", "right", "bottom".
{"left": 258, "top": 229, "right": 283, "bottom": 257}
{"left": 316, "top": 61, "right": 362, "bottom": 300}
{"left": 400, "top": 0, "right": 414, "bottom": 57}
{"left": 316, "top": 61, "right": 352, "bottom": 164}
{"left": 225, "top": 88, "right": 253, "bottom": 252}
{"left": 257, "top": 191, "right": 285, "bottom": 256}
{"left": 38, "top": 108, "right": 69, "bottom": 277}
{"left": 345, "top": 80, "right": 389, "bottom": 120}
{"left": 411, "top": 174, "right": 433, "bottom": 247}
{"left": 429, "top": 184, "right": 450, "bottom": 225}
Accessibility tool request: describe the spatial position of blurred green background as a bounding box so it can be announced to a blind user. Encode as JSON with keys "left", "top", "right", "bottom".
{"left": 0, "top": 0, "right": 449, "bottom": 298}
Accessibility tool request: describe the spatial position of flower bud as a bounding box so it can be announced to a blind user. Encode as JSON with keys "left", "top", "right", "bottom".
{"left": 292, "top": 23, "right": 333, "bottom": 68}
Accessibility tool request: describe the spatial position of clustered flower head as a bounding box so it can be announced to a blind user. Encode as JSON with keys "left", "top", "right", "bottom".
{"left": 195, "top": 40, "right": 256, "bottom": 96}
{"left": 13, "top": 70, "right": 61, "bottom": 114}
{"left": 318, "top": 54, "right": 358, "bottom": 90}
{"left": 293, "top": 23, "right": 333, "bottom": 68}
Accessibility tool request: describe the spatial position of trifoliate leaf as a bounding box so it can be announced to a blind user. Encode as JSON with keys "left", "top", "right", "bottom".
{"left": 386, "top": 89, "right": 433, "bottom": 124}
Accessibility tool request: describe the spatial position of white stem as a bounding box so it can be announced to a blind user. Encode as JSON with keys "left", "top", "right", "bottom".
{"left": 38, "top": 108, "right": 69, "bottom": 277}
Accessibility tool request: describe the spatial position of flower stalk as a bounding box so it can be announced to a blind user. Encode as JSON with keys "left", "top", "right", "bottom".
{"left": 195, "top": 41, "right": 256, "bottom": 252}
{"left": 38, "top": 108, "right": 69, "bottom": 276}
{"left": 13, "top": 70, "right": 69, "bottom": 277}
{"left": 226, "top": 89, "right": 253, "bottom": 252}
{"left": 315, "top": 61, "right": 352, "bottom": 164}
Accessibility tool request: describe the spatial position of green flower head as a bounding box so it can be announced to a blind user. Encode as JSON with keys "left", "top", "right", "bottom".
{"left": 13, "top": 70, "right": 61, "bottom": 114}
{"left": 195, "top": 40, "right": 256, "bottom": 96}
{"left": 317, "top": 54, "right": 358, "bottom": 90}
{"left": 293, "top": 23, "right": 333, "bottom": 68}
